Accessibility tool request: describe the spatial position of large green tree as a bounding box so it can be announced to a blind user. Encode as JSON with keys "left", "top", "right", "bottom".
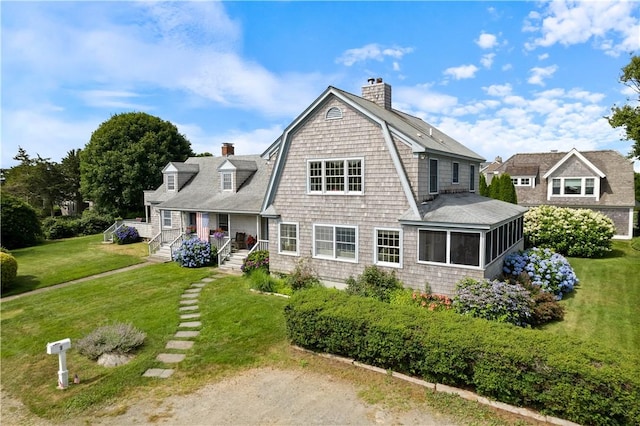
{"left": 60, "top": 149, "right": 85, "bottom": 215}
{"left": 608, "top": 55, "right": 640, "bottom": 160}
{"left": 1, "top": 193, "right": 43, "bottom": 249}
{"left": 2, "top": 147, "right": 66, "bottom": 217}
{"left": 80, "top": 112, "right": 193, "bottom": 217}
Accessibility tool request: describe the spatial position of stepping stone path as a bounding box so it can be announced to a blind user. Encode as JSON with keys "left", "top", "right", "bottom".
{"left": 143, "top": 277, "right": 213, "bottom": 379}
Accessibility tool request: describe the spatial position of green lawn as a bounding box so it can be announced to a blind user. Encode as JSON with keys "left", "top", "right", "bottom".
{"left": 544, "top": 239, "right": 640, "bottom": 354}
{"left": 4, "top": 234, "right": 148, "bottom": 297}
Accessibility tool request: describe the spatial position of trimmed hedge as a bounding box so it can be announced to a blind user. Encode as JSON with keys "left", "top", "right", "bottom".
{"left": 284, "top": 288, "right": 640, "bottom": 425}
{"left": 0, "top": 252, "right": 18, "bottom": 291}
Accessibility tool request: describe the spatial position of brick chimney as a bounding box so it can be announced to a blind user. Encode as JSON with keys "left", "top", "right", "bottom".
{"left": 222, "top": 143, "right": 235, "bottom": 157}
{"left": 361, "top": 77, "right": 392, "bottom": 110}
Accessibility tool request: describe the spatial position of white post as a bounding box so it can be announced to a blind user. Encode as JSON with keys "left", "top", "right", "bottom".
{"left": 46, "top": 338, "right": 71, "bottom": 390}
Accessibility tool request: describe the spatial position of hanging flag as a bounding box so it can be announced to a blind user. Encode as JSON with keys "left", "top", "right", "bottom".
{"left": 197, "top": 212, "right": 210, "bottom": 241}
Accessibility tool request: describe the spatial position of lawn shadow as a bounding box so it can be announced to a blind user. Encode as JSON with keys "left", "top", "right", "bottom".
{"left": 602, "top": 249, "right": 626, "bottom": 259}
{"left": 1, "top": 275, "right": 41, "bottom": 298}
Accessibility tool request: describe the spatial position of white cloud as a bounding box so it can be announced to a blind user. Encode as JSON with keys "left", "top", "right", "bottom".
{"left": 443, "top": 64, "right": 479, "bottom": 80}
{"left": 480, "top": 53, "right": 496, "bottom": 69}
{"left": 502, "top": 63, "right": 513, "bottom": 71}
{"left": 177, "top": 123, "right": 283, "bottom": 157}
{"left": 393, "top": 61, "right": 400, "bottom": 71}
{"left": 336, "top": 43, "right": 414, "bottom": 66}
{"left": 483, "top": 83, "right": 513, "bottom": 97}
{"left": 475, "top": 32, "right": 498, "bottom": 49}
{"left": 528, "top": 65, "right": 558, "bottom": 86}
{"left": 77, "top": 90, "right": 151, "bottom": 110}
{"left": 524, "top": 0, "right": 640, "bottom": 56}
{"left": 538, "top": 53, "right": 549, "bottom": 60}
{"left": 394, "top": 84, "right": 458, "bottom": 113}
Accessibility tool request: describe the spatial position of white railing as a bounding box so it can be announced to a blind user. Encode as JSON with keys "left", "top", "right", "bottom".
{"left": 148, "top": 231, "right": 162, "bottom": 255}
{"left": 247, "top": 239, "right": 269, "bottom": 256}
{"left": 103, "top": 220, "right": 123, "bottom": 242}
{"left": 169, "top": 233, "right": 191, "bottom": 259}
{"left": 147, "top": 229, "right": 183, "bottom": 256}
{"left": 217, "top": 237, "right": 232, "bottom": 266}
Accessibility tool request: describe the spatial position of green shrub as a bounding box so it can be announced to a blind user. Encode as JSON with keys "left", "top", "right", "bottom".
{"left": 75, "top": 323, "right": 146, "bottom": 360}
{"left": 249, "top": 268, "right": 276, "bottom": 293}
{"left": 0, "top": 194, "right": 43, "bottom": 249}
{"left": 524, "top": 205, "right": 615, "bottom": 257}
{"left": 521, "top": 282, "right": 564, "bottom": 325}
{"left": 41, "top": 216, "right": 80, "bottom": 240}
{"left": 346, "top": 265, "right": 403, "bottom": 302}
{"left": 241, "top": 250, "right": 269, "bottom": 275}
{"left": 78, "top": 210, "right": 114, "bottom": 235}
{"left": 0, "top": 252, "right": 18, "bottom": 291}
{"left": 284, "top": 288, "right": 640, "bottom": 425}
{"left": 286, "top": 257, "right": 321, "bottom": 291}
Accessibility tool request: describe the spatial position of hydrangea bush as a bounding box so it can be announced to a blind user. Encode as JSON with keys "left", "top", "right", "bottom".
{"left": 241, "top": 250, "right": 269, "bottom": 274}
{"left": 453, "top": 278, "right": 533, "bottom": 327}
{"left": 503, "top": 247, "right": 578, "bottom": 300}
{"left": 173, "top": 238, "right": 213, "bottom": 268}
{"left": 113, "top": 225, "right": 139, "bottom": 245}
{"left": 524, "top": 205, "right": 615, "bottom": 257}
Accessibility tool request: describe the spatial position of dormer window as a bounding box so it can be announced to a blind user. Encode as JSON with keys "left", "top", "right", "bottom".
{"left": 166, "top": 174, "right": 176, "bottom": 191}
{"left": 222, "top": 172, "right": 233, "bottom": 191}
{"left": 326, "top": 107, "right": 343, "bottom": 120}
{"left": 550, "top": 177, "right": 598, "bottom": 197}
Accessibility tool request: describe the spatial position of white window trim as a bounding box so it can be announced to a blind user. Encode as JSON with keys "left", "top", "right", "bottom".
{"left": 325, "top": 107, "right": 343, "bottom": 120}
{"left": 373, "top": 227, "right": 403, "bottom": 268}
{"left": 452, "top": 162, "right": 459, "bottom": 184}
{"left": 429, "top": 158, "right": 439, "bottom": 194}
{"left": 416, "top": 228, "right": 482, "bottom": 270}
{"left": 547, "top": 176, "right": 600, "bottom": 201}
{"left": 312, "top": 224, "right": 358, "bottom": 263}
{"left": 306, "top": 158, "right": 364, "bottom": 195}
{"left": 512, "top": 176, "right": 535, "bottom": 187}
{"left": 221, "top": 172, "right": 234, "bottom": 192}
{"left": 166, "top": 174, "right": 176, "bottom": 191}
{"left": 278, "top": 222, "right": 299, "bottom": 256}
{"left": 162, "top": 210, "right": 172, "bottom": 229}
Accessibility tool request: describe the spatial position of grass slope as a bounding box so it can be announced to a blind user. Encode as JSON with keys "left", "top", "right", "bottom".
{"left": 4, "top": 235, "right": 147, "bottom": 297}
{"left": 544, "top": 239, "right": 640, "bottom": 354}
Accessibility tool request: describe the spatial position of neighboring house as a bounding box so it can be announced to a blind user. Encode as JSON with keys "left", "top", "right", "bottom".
{"left": 144, "top": 143, "right": 272, "bottom": 261}
{"left": 261, "top": 78, "right": 528, "bottom": 296}
{"left": 479, "top": 156, "right": 503, "bottom": 185}
{"left": 494, "top": 149, "right": 635, "bottom": 239}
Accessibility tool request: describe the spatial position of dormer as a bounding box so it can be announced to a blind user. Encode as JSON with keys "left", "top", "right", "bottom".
{"left": 542, "top": 148, "right": 606, "bottom": 201}
{"left": 505, "top": 164, "right": 538, "bottom": 188}
{"left": 162, "top": 162, "right": 199, "bottom": 192}
{"left": 218, "top": 159, "right": 258, "bottom": 193}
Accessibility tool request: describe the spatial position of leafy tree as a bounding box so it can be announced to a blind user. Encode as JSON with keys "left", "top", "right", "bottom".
{"left": 80, "top": 112, "right": 193, "bottom": 217}
{"left": 479, "top": 173, "right": 489, "bottom": 196}
{"left": 608, "top": 55, "right": 640, "bottom": 160}
{"left": 486, "top": 173, "right": 517, "bottom": 204}
{"left": 0, "top": 193, "right": 43, "bottom": 249}
{"left": 60, "top": 149, "right": 85, "bottom": 215}
{"left": 2, "top": 147, "right": 65, "bottom": 217}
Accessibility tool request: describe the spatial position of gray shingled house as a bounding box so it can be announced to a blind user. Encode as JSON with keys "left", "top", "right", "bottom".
{"left": 493, "top": 149, "right": 635, "bottom": 239}
{"left": 261, "top": 79, "right": 528, "bottom": 296}
{"left": 144, "top": 143, "right": 272, "bottom": 264}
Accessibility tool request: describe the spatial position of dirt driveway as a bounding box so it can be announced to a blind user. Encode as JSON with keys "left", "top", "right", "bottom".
{"left": 3, "top": 367, "right": 457, "bottom": 425}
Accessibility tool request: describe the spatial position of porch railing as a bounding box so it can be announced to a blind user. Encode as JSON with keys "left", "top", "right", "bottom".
{"left": 247, "top": 239, "right": 269, "bottom": 256}
{"left": 148, "top": 228, "right": 183, "bottom": 256}
{"left": 103, "top": 220, "right": 124, "bottom": 242}
{"left": 169, "top": 233, "right": 191, "bottom": 259}
{"left": 217, "top": 237, "right": 232, "bottom": 266}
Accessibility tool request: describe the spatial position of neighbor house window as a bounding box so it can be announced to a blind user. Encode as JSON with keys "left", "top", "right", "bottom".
{"left": 429, "top": 159, "right": 438, "bottom": 194}
{"left": 279, "top": 223, "right": 298, "bottom": 255}
{"left": 222, "top": 172, "right": 233, "bottom": 191}
{"left": 166, "top": 174, "right": 175, "bottom": 191}
{"left": 375, "top": 228, "right": 402, "bottom": 267}
{"left": 550, "top": 177, "right": 598, "bottom": 197}
{"left": 307, "top": 158, "right": 363, "bottom": 194}
{"left": 452, "top": 162, "right": 459, "bottom": 184}
{"left": 313, "top": 224, "right": 357, "bottom": 261}
{"left": 162, "top": 210, "right": 172, "bottom": 228}
{"left": 469, "top": 165, "right": 476, "bottom": 192}
{"left": 418, "top": 229, "right": 480, "bottom": 267}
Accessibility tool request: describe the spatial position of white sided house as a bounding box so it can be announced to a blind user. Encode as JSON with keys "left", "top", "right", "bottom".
{"left": 494, "top": 149, "right": 636, "bottom": 239}
{"left": 261, "top": 79, "right": 528, "bottom": 296}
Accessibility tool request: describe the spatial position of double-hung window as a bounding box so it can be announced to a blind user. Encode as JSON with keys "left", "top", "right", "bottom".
{"left": 308, "top": 158, "right": 363, "bottom": 194}
{"left": 162, "top": 210, "right": 172, "bottom": 228}
{"left": 313, "top": 224, "right": 357, "bottom": 261}
{"left": 375, "top": 229, "right": 402, "bottom": 267}
{"left": 222, "top": 172, "right": 233, "bottom": 191}
{"left": 469, "top": 165, "right": 476, "bottom": 192}
{"left": 166, "top": 174, "right": 175, "bottom": 191}
{"left": 279, "top": 223, "right": 298, "bottom": 255}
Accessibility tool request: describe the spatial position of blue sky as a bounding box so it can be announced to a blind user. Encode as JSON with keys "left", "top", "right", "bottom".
{"left": 2, "top": 1, "right": 639, "bottom": 171}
